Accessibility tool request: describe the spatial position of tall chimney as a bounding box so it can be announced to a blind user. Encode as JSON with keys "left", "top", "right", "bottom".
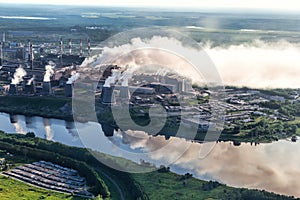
{"left": 27, "top": 40, "right": 31, "bottom": 62}
{"left": 65, "top": 84, "right": 72, "bottom": 97}
{"left": 101, "top": 86, "right": 116, "bottom": 105}
{"left": 68, "top": 39, "right": 72, "bottom": 55}
{"left": 87, "top": 38, "right": 91, "bottom": 57}
{"left": 0, "top": 42, "right": 2, "bottom": 66}
{"left": 2, "top": 32, "right": 5, "bottom": 43}
{"left": 60, "top": 38, "right": 63, "bottom": 67}
{"left": 8, "top": 84, "right": 17, "bottom": 95}
{"left": 80, "top": 39, "right": 83, "bottom": 57}
{"left": 30, "top": 44, "right": 34, "bottom": 69}
{"left": 42, "top": 82, "right": 52, "bottom": 95}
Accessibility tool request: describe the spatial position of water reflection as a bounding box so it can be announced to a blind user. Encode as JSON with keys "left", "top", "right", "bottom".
{"left": 25, "top": 116, "right": 36, "bottom": 129}
{"left": 9, "top": 115, "right": 26, "bottom": 134}
{"left": 43, "top": 118, "right": 53, "bottom": 140}
{"left": 65, "top": 121, "right": 78, "bottom": 138}
{"left": 0, "top": 112, "right": 299, "bottom": 197}
{"left": 0, "top": 113, "right": 83, "bottom": 147}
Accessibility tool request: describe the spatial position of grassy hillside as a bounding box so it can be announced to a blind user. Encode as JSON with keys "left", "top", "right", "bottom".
{"left": 0, "top": 175, "right": 86, "bottom": 200}
{"left": 132, "top": 170, "right": 296, "bottom": 200}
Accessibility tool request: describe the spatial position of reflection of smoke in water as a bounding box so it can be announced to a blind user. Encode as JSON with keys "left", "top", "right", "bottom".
{"left": 43, "top": 118, "right": 54, "bottom": 140}
{"left": 12, "top": 122, "right": 26, "bottom": 134}
{"left": 111, "top": 129, "right": 300, "bottom": 198}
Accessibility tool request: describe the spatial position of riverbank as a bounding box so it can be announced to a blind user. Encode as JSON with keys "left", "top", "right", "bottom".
{"left": 0, "top": 96, "right": 73, "bottom": 121}
{"left": 0, "top": 95, "right": 299, "bottom": 144}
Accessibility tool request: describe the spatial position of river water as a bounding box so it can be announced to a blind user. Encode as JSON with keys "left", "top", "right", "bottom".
{"left": 0, "top": 112, "right": 299, "bottom": 197}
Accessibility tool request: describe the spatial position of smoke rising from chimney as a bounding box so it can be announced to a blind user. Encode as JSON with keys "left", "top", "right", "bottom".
{"left": 27, "top": 76, "right": 35, "bottom": 85}
{"left": 11, "top": 67, "right": 27, "bottom": 85}
{"left": 43, "top": 65, "right": 54, "bottom": 82}
{"left": 66, "top": 71, "right": 80, "bottom": 84}
{"left": 103, "top": 69, "right": 120, "bottom": 87}
{"left": 120, "top": 71, "right": 132, "bottom": 87}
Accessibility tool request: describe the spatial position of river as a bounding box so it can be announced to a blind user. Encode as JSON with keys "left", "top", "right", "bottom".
{"left": 0, "top": 112, "right": 299, "bottom": 197}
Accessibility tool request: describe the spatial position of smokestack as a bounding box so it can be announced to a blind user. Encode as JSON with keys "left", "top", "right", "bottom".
{"left": 42, "top": 82, "right": 52, "bottom": 95}
{"left": 11, "top": 67, "right": 27, "bottom": 85}
{"left": 23, "top": 76, "right": 36, "bottom": 94}
{"left": 30, "top": 44, "right": 34, "bottom": 69}
{"left": 0, "top": 42, "right": 2, "bottom": 66}
{"left": 8, "top": 84, "right": 17, "bottom": 95}
{"left": 60, "top": 38, "right": 63, "bottom": 67}
{"left": 101, "top": 86, "right": 116, "bottom": 104}
{"left": 43, "top": 65, "right": 54, "bottom": 82}
{"left": 9, "top": 67, "right": 27, "bottom": 94}
{"left": 65, "top": 71, "right": 80, "bottom": 97}
{"left": 119, "top": 71, "right": 131, "bottom": 101}
{"left": 65, "top": 84, "right": 72, "bottom": 97}
{"left": 87, "top": 38, "right": 91, "bottom": 57}
{"left": 80, "top": 39, "right": 83, "bottom": 57}
{"left": 119, "top": 86, "right": 130, "bottom": 101}
{"left": 27, "top": 40, "right": 31, "bottom": 62}
{"left": 42, "top": 64, "right": 54, "bottom": 95}
{"left": 2, "top": 32, "right": 5, "bottom": 43}
{"left": 68, "top": 39, "right": 72, "bottom": 55}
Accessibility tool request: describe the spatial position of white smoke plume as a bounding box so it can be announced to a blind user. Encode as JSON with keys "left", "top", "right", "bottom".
{"left": 120, "top": 71, "right": 132, "bottom": 86}
{"left": 43, "top": 118, "right": 53, "bottom": 141}
{"left": 85, "top": 37, "right": 300, "bottom": 89}
{"left": 103, "top": 69, "right": 120, "bottom": 87}
{"left": 11, "top": 67, "right": 27, "bottom": 85}
{"left": 81, "top": 36, "right": 208, "bottom": 86}
{"left": 43, "top": 65, "right": 54, "bottom": 82}
{"left": 204, "top": 40, "right": 300, "bottom": 89}
{"left": 66, "top": 71, "right": 80, "bottom": 84}
{"left": 27, "top": 76, "right": 35, "bottom": 85}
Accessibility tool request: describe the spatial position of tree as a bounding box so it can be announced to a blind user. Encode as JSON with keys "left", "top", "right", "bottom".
{"left": 25, "top": 132, "right": 35, "bottom": 138}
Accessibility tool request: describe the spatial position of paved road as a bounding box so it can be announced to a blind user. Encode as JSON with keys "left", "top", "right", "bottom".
{"left": 95, "top": 168, "right": 125, "bottom": 200}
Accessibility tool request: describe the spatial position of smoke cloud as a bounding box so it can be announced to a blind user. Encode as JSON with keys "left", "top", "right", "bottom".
{"left": 120, "top": 71, "right": 132, "bottom": 87}
{"left": 27, "top": 76, "right": 35, "bottom": 85}
{"left": 66, "top": 71, "right": 80, "bottom": 84}
{"left": 103, "top": 69, "right": 120, "bottom": 87}
{"left": 11, "top": 67, "right": 27, "bottom": 85}
{"left": 43, "top": 65, "right": 54, "bottom": 82}
{"left": 204, "top": 40, "right": 300, "bottom": 89}
{"left": 87, "top": 37, "right": 300, "bottom": 89}
{"left": 84, "top": 36, "right": 209, "bottom": 86}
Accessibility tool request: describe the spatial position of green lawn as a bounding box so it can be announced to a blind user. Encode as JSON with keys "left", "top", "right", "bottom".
{"left": 0, "top": 175, "right": 87, "bottom": 200}
{"left": 132, "top": 171, "right": 234, "bottom": 200}
{"left": 132, "top": 170, "right": 296, "bottom": 200}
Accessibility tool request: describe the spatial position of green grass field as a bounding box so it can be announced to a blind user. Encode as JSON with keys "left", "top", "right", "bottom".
{"left": 0, "top": 175, "right": 87, "bottom": 200}
{"left": 132, "top": 171, "right": 234, "bottom": 200}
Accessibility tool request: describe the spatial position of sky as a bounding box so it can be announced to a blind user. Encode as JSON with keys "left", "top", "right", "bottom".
{"left": 0, "top": 0, "right": 300, "bottom": 11}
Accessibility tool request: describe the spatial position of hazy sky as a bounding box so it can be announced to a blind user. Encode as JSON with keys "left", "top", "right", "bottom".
{"left": 0, "top": 0, "right": 300, "bottom": 11}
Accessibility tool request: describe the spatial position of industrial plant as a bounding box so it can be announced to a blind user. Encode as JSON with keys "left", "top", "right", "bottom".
{"left": 0, "top": 31, "right": 194, "bottom": 104}
{"left": 0, "top": 32, "right": 89, "bottom": 96}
